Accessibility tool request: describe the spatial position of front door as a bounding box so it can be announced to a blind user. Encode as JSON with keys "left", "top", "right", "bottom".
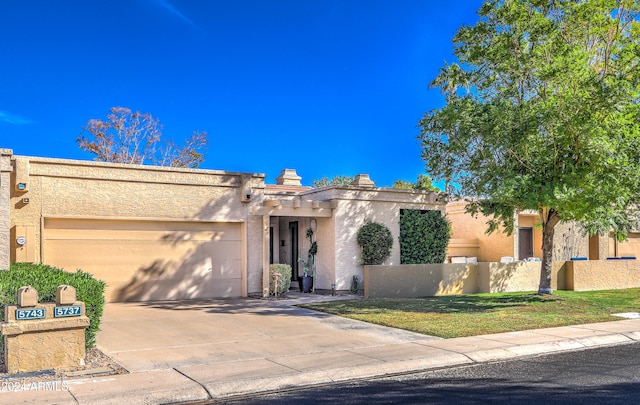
{"left": 289, "top": 222, "right": 299, "bottom": 281}
{"left": 519, "top": 227, "right": 533, "bottom": 260}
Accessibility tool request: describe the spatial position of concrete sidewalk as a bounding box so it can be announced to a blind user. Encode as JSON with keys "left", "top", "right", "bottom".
{"left": 3, "top": 292, "right": 640, "bottom": 404}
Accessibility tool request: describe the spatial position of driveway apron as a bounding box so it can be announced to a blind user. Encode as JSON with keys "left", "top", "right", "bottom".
{"left": 96, "top": 293, "right": 442, "bottom": 373}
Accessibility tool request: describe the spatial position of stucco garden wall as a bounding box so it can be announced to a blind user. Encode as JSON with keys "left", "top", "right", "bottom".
{"left": 365, "top": 261, "right": 567, "bottom": 298}
{"left": 365, "top": 264, "right": 478, "bottom": 298}
{"left": 566, "top": 259, "right": 640, "bottom": 291}
{"left": 478, "top": 261, "right": 566, "bottom": 292}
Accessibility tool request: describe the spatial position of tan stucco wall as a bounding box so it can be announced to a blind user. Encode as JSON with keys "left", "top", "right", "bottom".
{"left": 365, "top": 264, "right": 478, "bottom": 298}
{"left": 7, "top": 154, "right": 267, "bottom": 299}
{"left": 478, "top": 261, "right": 565, "bottom": 292}
{"left": 365, "top": 261, "right": 568, "bottom": 298}
{"left": 446, "top": 201, "right": 514, "bottom": 262}
{"left": 566, "top": 259, "right": 640, "bottom": 291}
{"left": 608, "top": 232, "right": 640, "bottom": 259}
{"left": 553, "top": 221, "right": 589, "bottom": 261}
{"left": 0, "top": 149, "right": 11, "bottom": 270}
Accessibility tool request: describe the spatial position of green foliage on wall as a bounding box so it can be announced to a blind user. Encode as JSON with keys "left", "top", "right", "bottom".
{"left": 269, "top": 264, "right": 292, "bottom": 296}
{"left": 0, "top": 263, "right": 106, "bottom": 349}
{"left": 312, "top": 175, "right": 354, "bottom": 188}
{"left": 399, "top": 209, "right": 451, "bottom": 264}
{"left": 357, "top": 222, "right": 393, "bottom": 265}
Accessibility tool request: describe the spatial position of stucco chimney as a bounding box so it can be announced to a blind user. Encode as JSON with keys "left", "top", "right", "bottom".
{"left": 276, "top": 169, "right": 302, "bottom": 186}
{"left": 351, "top": 174, "right": 375, "bottom": 188}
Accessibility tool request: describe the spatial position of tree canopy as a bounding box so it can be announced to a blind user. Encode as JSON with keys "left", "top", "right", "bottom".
{"left": 77, "top": 106, "right": 208, "bottom": 168}
{"left": 311, "top": 175, "right": 354, "bottom": 188}
{"left": 419, "top": 0, "right": 640, "bottom": 293}
{"left": 392, "top": 174, "right": 440, "bottom": 191}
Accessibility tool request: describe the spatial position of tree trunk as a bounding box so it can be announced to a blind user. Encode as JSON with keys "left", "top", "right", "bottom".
{"left": 539, "top": 208, "right": 560, "bottom": 295}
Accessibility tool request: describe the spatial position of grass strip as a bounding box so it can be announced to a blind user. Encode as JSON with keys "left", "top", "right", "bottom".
{"left": 299, "top": 289, "right": 640, "bottom": 338}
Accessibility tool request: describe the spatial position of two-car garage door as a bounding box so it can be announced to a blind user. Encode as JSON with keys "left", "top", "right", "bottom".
{"left": 43, "top": 218, "right": 243, "bottom": 302}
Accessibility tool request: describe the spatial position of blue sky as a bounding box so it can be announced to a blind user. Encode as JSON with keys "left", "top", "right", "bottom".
{"left": 0, "top": 0, "right": 483, "bottom": 187}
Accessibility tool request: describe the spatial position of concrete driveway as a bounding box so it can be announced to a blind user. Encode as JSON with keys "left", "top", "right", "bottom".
{"left": 96, "top": 293, "right": 442, "bottom": 373}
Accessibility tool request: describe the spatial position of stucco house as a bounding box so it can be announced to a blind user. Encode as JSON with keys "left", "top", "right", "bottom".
{"left": 446, "top": 200, "right": 638, "bottom": 263}
{"left": 0, "top": 149, "right": 445, "bottom": 302}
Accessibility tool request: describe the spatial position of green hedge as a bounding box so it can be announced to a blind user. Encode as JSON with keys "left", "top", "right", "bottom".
{"left": 357, "top": 222, "right": 393, "bottom": 265}
{"left": 269, "top": 264, "right": 292, "bottom": 296}
{"left": 0, "top": 263, "right": 106, "bottom": 349}
{"left": 399, "top": 209, "right": 451, "bottom": 264}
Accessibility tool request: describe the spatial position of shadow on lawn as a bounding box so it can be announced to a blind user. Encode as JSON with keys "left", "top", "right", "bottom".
{"left": 303, "top": 293, "right": 561, "bottom": 314}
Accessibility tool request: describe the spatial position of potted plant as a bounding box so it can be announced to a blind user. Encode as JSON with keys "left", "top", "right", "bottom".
{"left": 298, "top": 257, "right": 313, "bottom": 293}
{"left": 298, "top": 226, "right": 318, "bottom": 293}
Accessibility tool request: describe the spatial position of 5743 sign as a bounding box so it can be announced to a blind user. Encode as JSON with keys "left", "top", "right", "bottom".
{"left": 15, "top": 308, "right": 45, "bottom": 320}
{"left": 54, "top": 305, "right": 82, "bottom": 318}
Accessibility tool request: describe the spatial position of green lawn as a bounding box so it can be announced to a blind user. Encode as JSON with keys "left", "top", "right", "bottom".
{"left": 299, "top": 289, "right": 640, "bottom": 338}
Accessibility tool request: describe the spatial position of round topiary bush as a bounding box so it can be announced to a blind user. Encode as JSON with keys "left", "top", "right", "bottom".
{"left": 357, "top": 221, "right": 393, "bottom": 265}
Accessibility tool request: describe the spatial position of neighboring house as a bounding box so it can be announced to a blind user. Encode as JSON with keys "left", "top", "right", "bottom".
{"left": 0, "top": 149, "right": 445, "bottom": 302}
{"left": 445, "top": 200, "right": 635, "bottom": 262}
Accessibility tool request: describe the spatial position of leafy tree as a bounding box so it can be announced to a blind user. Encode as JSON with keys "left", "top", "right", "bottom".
{"left": 419, "top": 0, "right": 640, "bottom": 294}
{"left": 312, "top": 175, "right": 354, "bottom": 188}
{"left": 415, "top": 174, "right": 440, "bottom": 191}
{"left": 77, "top": 106, "right": 207, "bottom": 168}
{"left": 392, "top": 174, "right": 440, "bottom": 191}
{"left": 391, "top": 180, "right": 414, "bottom": 190}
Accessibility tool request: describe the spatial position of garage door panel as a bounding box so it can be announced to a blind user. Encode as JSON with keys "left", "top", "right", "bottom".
{"left": 212, "top": 259, "right": 242, "bottom": 278}
{"left": 207, "top": 240, "right": 242, "bottom": 257}
{"left": 44, "top": 219, "right": 243, "bottom": 302}
{"left": 45, "top": 229, "right": 239, "bottom": 243}
{"left": 45, "top": 218, "right": 242, "bottom": 235}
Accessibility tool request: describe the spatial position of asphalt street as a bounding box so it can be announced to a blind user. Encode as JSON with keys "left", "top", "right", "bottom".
{"left": 216, "top": 341, "right": 640, "bottom": 404}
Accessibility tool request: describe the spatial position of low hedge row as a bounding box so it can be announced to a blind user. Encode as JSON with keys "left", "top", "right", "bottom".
{"left": 0, "top": 263, "right": 106, "bottom": 349}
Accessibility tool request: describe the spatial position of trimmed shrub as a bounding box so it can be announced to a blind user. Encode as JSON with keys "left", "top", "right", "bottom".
{"left": 269, "top": 264, "right": 292, "bottom": 296}
{"left": 399, "top": 209, "right": 451, "bottom": 264}
{"left": 0, "top": 263, "right": 106, "bottom": 349}
{"left": 357, "top": 222, "right": 393, "bottom": 265}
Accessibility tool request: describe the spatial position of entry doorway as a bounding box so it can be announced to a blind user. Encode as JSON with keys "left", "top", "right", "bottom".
{"left": 269, "top": 226, "right": 274, "bottom": 264}
{"left": 519, "top": 227, "right": 533, "bottom": 260}
{"left": 289, "top": 222, "right": 299, "bottom": 281}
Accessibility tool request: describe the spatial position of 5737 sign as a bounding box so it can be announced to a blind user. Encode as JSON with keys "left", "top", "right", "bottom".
{"left": 54, "top": 305, "right": 82, "bottom": 318}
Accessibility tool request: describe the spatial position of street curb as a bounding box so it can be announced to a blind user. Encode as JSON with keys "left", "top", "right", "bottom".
{"left": 173, "top": 332, "right": 640, "bottom": 401}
